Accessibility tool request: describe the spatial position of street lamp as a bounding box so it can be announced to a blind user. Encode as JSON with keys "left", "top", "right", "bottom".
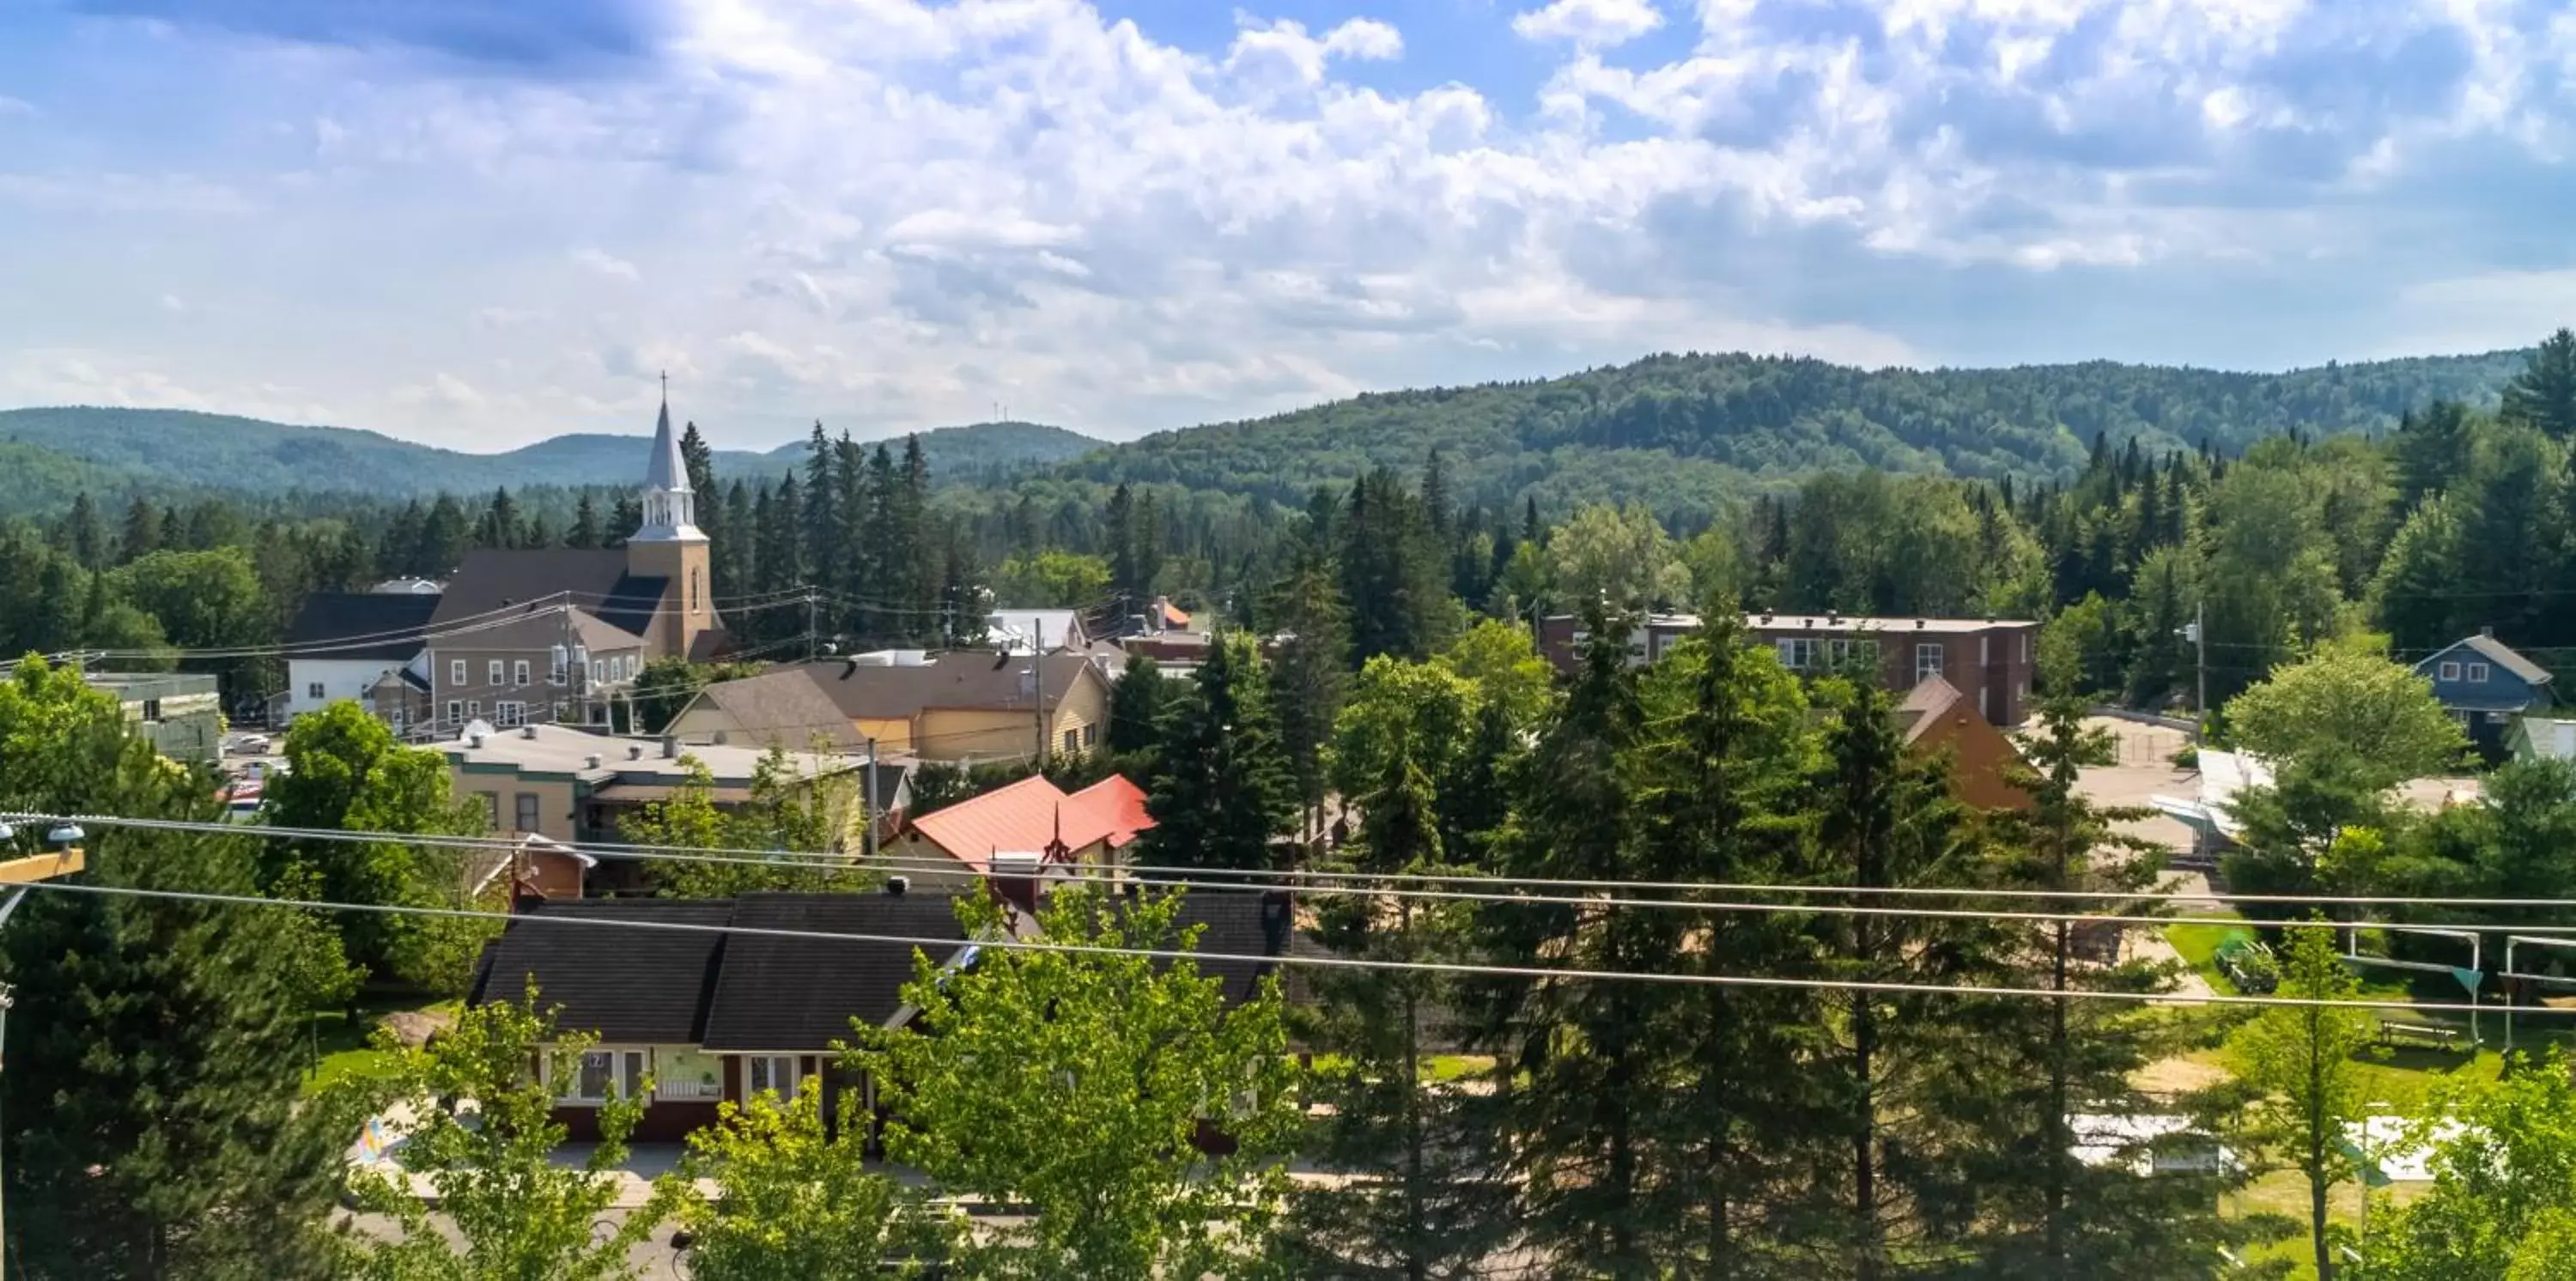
{"left": 43, "top": 824, "right": 80, "bottom": 849}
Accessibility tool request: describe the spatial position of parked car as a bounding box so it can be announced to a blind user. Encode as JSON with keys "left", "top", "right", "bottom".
{"left": 228, "top": 734, "right": 271, "bottom": 755}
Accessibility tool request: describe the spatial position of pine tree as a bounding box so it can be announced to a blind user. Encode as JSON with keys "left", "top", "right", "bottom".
{"left": 2391, "top": 400, "right": 2474, "bottom": 507}
{"left": 1267, "top": 552, "right": 1350, "bottom": 841}
{"left": 58, "top": 492, "right": 104, "bottom": 568}
{"left": 1144, "top": 634, "right": 1295, "bottom": 870}
{"left": 0, "top": 660, "right": 350, "bottom": 1277}
{"left": 763, "top": 477, "right": 805, "bottom": 598}
{"left": 803, "top": 422, "right": 839, "bottom": 603}
{"left": 421, "top": 495, "right": 472, "bottom": 571}
{"left": 475, "top": 487, "right": 520, "bottom": 549}
{"left": 1107, "top": 483, "right": 1140, "bottom": 617}
{"left": 679, "top": 420, "right": 717, "bottom": 498}
{"left": 1473, "top": 606, "right": 1670, "bottom": 1273}
{"left": 862, "top": 442, "right": 903, "bottom": 641}
{"left": 567, "top": 492, "right": 602, "bottom": 549}
{"left": 1279, "top": 737, "right": 1510, "bottom": 1278}
{"left": 118, "top": 495, "right": 161, "bottom": 564}
{"left": 1340, "top": 469, "right": 1451, "bottom": 664}
{"left": 719, "top": 479, "right": 754, "bottom": 602}
{"left": 1107, "top": 655, "right": 1170, "bottom": 757}
{"left": 2502, "top": 327, "right": 2576, "bottom": 442}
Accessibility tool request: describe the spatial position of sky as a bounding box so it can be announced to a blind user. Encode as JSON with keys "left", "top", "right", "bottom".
{"left": 4, "top": 0, "right": 2576, "bottom": 452}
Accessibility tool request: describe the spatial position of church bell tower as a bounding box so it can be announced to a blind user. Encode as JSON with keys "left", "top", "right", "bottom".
{"left": 627, "top": 375, "right": 714, "bottom": 660}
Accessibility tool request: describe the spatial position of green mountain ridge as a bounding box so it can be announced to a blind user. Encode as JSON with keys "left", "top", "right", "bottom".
{"left": 0, "top": 408, "right": 1102, "bottom": 500}
{"left": 1066, "top": 348, "right": 2534, "bottom": 521}
{"left": 1, "top": 346, "right": 2540, "bottom": 523}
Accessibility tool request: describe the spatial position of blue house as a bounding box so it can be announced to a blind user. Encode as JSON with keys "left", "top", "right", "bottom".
{"left": 2413, "top": 630, "right": 2555, "bottom": 759}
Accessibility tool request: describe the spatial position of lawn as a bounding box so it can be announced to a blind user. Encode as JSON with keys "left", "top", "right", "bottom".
{"left": 2165, "top": 919, "right": 2256, "bottom": 995}
{"left": 301, "top": 997, "right": 458, "bottom": 1096}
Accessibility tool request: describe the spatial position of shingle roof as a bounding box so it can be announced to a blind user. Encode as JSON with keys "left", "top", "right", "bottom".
{"left": 690, "top": 667, "right": 866, "bottom": 750}
{"left": 698, "top": 893, "right": 973, "bottom": 1050}
{"left": 469, "top": 900, "right": 734, "bottom": 1043}
{"left": 287, "top": 592, "right": 443, "bottom": 660}
{"left": 430, "top": 548, "right": 668, "bottom": 643}
{"left": 790, "top": 652, "right": 1103, "bottom": 721}
{"left": 1167, "top": 890, "right": 1298, "bottom": 1007}
{"left": 1894, "top": 676, "right": 1965, "bottom": 746}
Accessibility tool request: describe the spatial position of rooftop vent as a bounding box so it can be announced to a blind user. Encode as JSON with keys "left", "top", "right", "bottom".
{"left": 628, "top": 744, "right": 645, "bottom": 761}
{"left": 660, "top": 736, "right": 680, "bottom": 760}
{"left": 467, "top": 732, "right": 485, "bottom": 750}
{"left": 884, "top": 875, "right": 909, "bottom": 897}
{"left": 520, "top": 725, "right": 538, "bottom": 740}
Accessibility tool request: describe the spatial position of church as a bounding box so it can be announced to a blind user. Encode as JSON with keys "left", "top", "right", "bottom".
{"left": 281, "top": 390, "right": 729, "bottom": 736}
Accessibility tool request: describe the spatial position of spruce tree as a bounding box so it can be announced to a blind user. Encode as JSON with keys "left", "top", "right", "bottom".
{"left": 1267, "top": 551, "right": 1350, "bottom": 842}
{"left": 0, "top": 660, "right": 349, "bottom": 1277}
{"left": 1143, "top": 634, "right": 1294, "bottom": 871}
{"left": 117, "top": 495, "right": 161, "bottom": 564}
{"left": 802, "top": 422, "right": 839, "bottom": 600}
{"left": 566, "top": 492, "right": 601, "bottom": 549}
{"left": 2502, "top": 327, "right": 2576, "bottom": 442}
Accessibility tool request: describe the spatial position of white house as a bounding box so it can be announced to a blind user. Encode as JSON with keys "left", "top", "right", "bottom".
{"left": 282, "top": 591, "right": 444, "bottom": 723}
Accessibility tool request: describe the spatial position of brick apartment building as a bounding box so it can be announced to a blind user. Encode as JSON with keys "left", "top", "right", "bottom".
{"left": 1538, "top": 611, "right": 2040, "bottom": 726}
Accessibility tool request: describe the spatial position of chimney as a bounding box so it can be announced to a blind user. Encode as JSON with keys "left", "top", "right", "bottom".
{"left": 2482, "top": 625, "right": 2497, "bottom": 639}
{"left": 660, "top": 736, "right": 679, "bottom": 760}
{"left": 884, "top": 875, "right": 909, "bottom": 897}
{"left": 628, "top": 744, "right": 645, "bottom": 761}
{"left": 520, "top": 725, "right": 538, "bottom": 740}
{"left": 585, "top": 753, "right": 603, "bottom": 769}
{"left": 467, "top": 732, "right": 485, "bottom": 750}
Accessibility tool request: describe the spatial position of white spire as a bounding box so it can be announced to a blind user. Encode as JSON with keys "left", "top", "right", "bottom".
{"left": 632, "top": 373, "right": 705, "bottom": 543}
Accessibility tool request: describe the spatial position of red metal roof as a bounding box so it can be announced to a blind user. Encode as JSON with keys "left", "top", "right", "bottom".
{"left": 905, "top": 773, "right": 1156, "bottom": 872}
{"left": 1060, "top": 776, "right": 1154, "bottom": 851}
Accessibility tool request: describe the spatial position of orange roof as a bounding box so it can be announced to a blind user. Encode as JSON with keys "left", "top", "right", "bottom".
{"left": 906, "top": 774, "right": 1066, "bottom": 874}
{"left": 1060, "top": 776, "right": 1155, "bottom": 850}
{"left": 903, "top": 773, "right": 1157, "bottom": 873}
{"left": 1161, "top": 600, "right": 1192, "bottom": 628}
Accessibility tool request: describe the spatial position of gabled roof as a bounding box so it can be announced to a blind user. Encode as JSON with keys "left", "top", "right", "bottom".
{"left": 1060, "top": 776, "right": 1153, "bottom": 850}
{"left": 429, "top": 548, "right": 668, "bottom": 644}
{"left": 699, "top": 893, "right": 973, "bottom": 1050}
{"left": 1165, "top": 889, "right": 1299, "bottom": 1008}
{"left": 469, "top": 899, "right": 734, "bottom": 1043}
{"left": 789, "top": 652, "right": 1106, "bottom": 722}
{"left": 907, "top": 774, "right": 1070, "bottom": 874}
{"left": 1893, "top": 676, "right": 1965, "bottom": 746}
{"left": 2419, "top": 634, "right": 2554, "bottom": 687}
{"left": 287, "top": 592, "right": 443, "bottom": 661}
{"left": 686, "top": 667, "right": 866, "bottom": 750}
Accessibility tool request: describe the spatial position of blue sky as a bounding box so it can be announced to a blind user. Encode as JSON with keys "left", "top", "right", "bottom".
{"left": 5, "top": 0, "right": 2576, "bottom": 452}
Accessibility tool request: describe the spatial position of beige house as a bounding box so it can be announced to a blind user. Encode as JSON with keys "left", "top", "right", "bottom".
{"left": 669, "top": 651, "right": 1113, "bottom": 765}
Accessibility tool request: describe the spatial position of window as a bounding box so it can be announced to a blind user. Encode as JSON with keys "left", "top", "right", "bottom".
{"left": 487, "top": 659, "right": 505, "bottom": 685}
{"left": 1978, "top": 635, "right": 1990, "bottom": 665}
{"left": 450, "top": 659, "right": 467, "bottom": 687}
{"left": 557, "top": 1048, "right": 649, "bottom": 1104}
{"left": 513, "top": 659, "right": 531, "bottom": 687}
{"left": 479, "top": 792, "right": 500, "bottom": 829}
{"left": 446, "top": 700, "right": 463, "bottom": 725}
{"left": 1915, "top": 642, "right": 1945, "bottom": 683}
{"left": 744, "top": 1054, "right": 797, "bottom": 1099}
{"left": 1776, "top": 638, "right": 1818, "bottom": 671}
{"left": 390, "top": 708, "right": 408, "bottom": 732}
{"left": 495, "top": 701, "right": 526, "bottom": 727}
{"left": 1063, "top": 728, "right": 1080, "bottom": 755}
{"left": 690, "top": 568, "right": 703, "bottom": 615}
{"left": 2439, "top": 661, "right": 2462, "bottom": 681}
{"left": 1084, "top": 723, "right": 1098, "bottom": 748}
{"left": 139, "top": 698, "right": 161, "bottom": 722}
{"left": 2468, "top": 663, "right": 2492, "bottom": 683}
{"left": 515, "top": 792, "right": 541, "bottom": 833}
{"left": 590, "top": 659, "right": 604, "bottom": 685}
{"left": 1825, "top": 638, "right": 1876, "bottom": 669}
{"left": 306, "top": 682, "right": 325, "bottom": 700}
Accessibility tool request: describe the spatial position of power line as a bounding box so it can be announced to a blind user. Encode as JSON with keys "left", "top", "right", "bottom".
{"left": 4, "top": 877, "right": 2543, "bottom": 1017}
{"left": 26, "top": 811, "right": 2576, "bottom": 938}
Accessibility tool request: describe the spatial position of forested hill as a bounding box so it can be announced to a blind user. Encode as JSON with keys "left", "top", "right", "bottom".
{"left": 1066, "top": 348, "right": 2533, "bottom": 514}
{"left": 0, "top": 408, "right": 1099, "bottom": 500}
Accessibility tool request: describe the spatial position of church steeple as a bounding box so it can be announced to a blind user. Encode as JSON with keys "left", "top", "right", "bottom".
{"left": 633, "top": 373, "right": 704, "bottom": 545}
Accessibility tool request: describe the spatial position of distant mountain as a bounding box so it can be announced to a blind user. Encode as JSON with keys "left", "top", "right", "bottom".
{"left": 0, "top": 408, "right": 1103, "bottom": 499}
{"left": 1066, "top": 348, "right": 2534, "bottom": 522}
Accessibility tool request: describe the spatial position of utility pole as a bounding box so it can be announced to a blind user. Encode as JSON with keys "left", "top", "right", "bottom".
{"left": 0, "top": 885, "right": 24, "bottom": 1281}
{"left": 2194, "top": 599, "right": 2208, "bottom": 724}
{"left": 1032, "top": 622, "right": 1048, "bottom": 768}
{"left": 805, "top": 590, "right": 818, "bottom": 665}
{"left": 861, "top": 736, "right": 878, "bottom": 860}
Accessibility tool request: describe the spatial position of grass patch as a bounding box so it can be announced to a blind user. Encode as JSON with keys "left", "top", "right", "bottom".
{"left": 2166, "top": 920, "right": 2255, "bottom": 995}
{"left": 301, "top": 997, "right": 458, "bottom": 1097}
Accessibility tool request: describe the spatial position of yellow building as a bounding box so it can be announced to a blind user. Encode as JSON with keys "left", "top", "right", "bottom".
{"left": 668, "top": 651, "right": 1115, "bottom": 765}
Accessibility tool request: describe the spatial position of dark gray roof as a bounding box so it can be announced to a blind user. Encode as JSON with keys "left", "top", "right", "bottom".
{"left": 699, "top": 893, "right": 973, "bottom": 1051}
{"left": 430, "top": 548, "right": 668, "bottom": 641}
{"left": 1166, "top": 890, "right": 1299, "bottom": 1008}
{"left": 469, "top": 900, "right": 733, "bottom": 1043}
{"left": 791, "top": 652, "right": 1103, "bottom": 721}
{"left": 287, "top": 592, "right": 442, "bottom": 660}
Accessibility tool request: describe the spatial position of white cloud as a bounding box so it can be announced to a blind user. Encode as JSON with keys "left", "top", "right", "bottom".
{"left": 570, "top": 248, "right": 640, "bottom": 281}
{"left": 1513, "top": 0, "right": 1666, "bottom": 50}
{"left": 7, "top": 0, "right": 2573, "bottom": 448}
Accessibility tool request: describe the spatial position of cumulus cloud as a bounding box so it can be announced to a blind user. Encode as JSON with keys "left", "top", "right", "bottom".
{"left": 4, "top": 0, "right": 2574, "bottom": 448}
{"left": 1512, "top": 0, "right": 1665, "bottom": 50}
